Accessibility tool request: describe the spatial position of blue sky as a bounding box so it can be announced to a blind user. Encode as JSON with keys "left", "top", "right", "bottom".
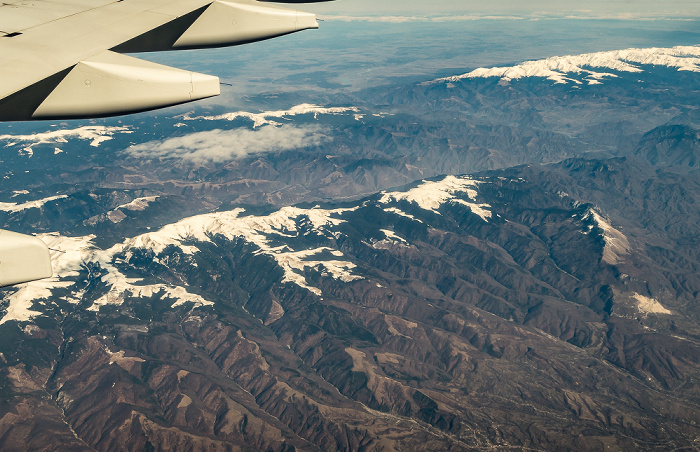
{"left": 305, "top": 0, "right": 700, "bottom": 18}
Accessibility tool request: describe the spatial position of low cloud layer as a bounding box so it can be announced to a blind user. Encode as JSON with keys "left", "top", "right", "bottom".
{"left": 308, "top": 0, "right": 699, "bottom": 20}
{"left": 322, "top": 12, "right": 697, "bottom": 22}
{"left": 323, "top": 15, "right": 524, "bottom": 23}
{"left": 125, "top": 125, "right": 328, "bottom": 164}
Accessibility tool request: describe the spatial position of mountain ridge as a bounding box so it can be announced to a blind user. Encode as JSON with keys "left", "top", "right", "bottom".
{"left": 429, "top": 45, "right": 700, "bottom": 85}
{"left": 1, "top": 159, "right": 698, "bottom": 450}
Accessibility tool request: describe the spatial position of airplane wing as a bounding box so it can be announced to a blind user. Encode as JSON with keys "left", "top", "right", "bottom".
{"left": 0, "top": 0, "right": 329, "bottom": 121}
{"left": 0, "top": 230, "right": 52, "bottom": 287}
{"left": 0, "top": 0, "right": 329, "bottom": 287}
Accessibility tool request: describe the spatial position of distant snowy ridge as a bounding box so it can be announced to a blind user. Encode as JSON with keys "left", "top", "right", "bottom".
{"left": 0, "top": 126, "right": 132, "bottom": 153}
{"left": 181, "top": 104, "right": 361, "bottom": 128}
{"left": 429, "top": 45, "right": 700, "bottom": 85}
{"left": 0, "top": 195, "right": 67, "bottom": 213}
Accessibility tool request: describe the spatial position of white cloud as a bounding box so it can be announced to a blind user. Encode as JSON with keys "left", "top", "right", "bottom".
{"left": 536, "top": 12, "right": 696, "bottom": 21}
{"left": 125, "top": 125, "right": 328, "bottom": 163}
{"left": 323, "top": 14, "right": 524, "bottom": 23}
{"left": 324, "top": 15, "right": 427, "bottom": 23}
{"left": 320, "top": 12, "right": 697, "bottom": 23}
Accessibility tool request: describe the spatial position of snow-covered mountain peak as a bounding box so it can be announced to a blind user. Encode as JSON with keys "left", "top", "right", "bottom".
{"left": 430, "top": 45, "right": 700, "bottom": 86}
{"left": 582, "top": 209, "right": 631, "bottom": 265}
{"left": 378, "top": 175, "right": 492, "bottom": 221}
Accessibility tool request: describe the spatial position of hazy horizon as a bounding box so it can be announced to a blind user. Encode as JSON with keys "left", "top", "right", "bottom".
{"left": 304, "top": 0, "right": 700, "bottom": 19}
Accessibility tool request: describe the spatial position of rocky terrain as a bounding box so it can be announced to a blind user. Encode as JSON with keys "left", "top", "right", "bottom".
{"left": 0, "top": 44, "right": 699, "bottom": 450}
{"left": 1, "top": 160, "right": 699, "bottom": 450}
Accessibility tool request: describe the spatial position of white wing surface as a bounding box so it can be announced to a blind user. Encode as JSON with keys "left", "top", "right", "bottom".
{"left": 0, "top": 0, "right": 326, "bottom": 121}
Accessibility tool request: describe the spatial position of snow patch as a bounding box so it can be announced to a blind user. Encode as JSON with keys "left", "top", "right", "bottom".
{"left": 275, "top": 248, "right": 361, "bottom": 295}
{"left": 116, "top": 196, "right": 159, "bottom": 212}
{"left": 104, "top": 196, "right": 160, "bottom": 223}
{"left": 380, "top": 229, "right": 408, "bottom": 244}
{"left": 383, "top": 207, "right": 423, "bottom": 223}
{"left": 633, "top": 293, "right": 671, "bottom": 315}
{"left": 0, "top": 232, "right": 214, "bottom": 324}
{"left": 583, "top": 209, "right": 631, "bottom": 265}
{"left": 0, "top": 285, "right": 45, "bottom": 325}
{"left": 369, "top": 229, "right": 411, "bottom": 249}
{"left": 0, "top": 195, "right": 68, "bottom": 213}
{"left": 265, "top": 300, "right": 285, "bottom": 325}
{"left": 106, "top": 349, "right": 145, "bottom": 365}
{"left": 0, "top": 234, "right": 92, "bottom": 324}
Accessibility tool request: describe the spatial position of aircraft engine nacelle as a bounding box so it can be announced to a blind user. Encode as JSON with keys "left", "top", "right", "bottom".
{"left": 173, "top": 1, "right": 318, "bottom": 49}
{"left": 31, "top": 51, "right": 220, "bottom": 120}
{"left": 0, "top": 229, "right": 52, "bottom": 287}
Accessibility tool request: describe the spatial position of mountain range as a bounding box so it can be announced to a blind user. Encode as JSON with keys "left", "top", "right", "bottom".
{"left": 0, "top": 44, "right": 699, "bottom": 450}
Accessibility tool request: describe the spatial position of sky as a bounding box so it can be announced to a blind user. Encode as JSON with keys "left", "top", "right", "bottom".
{"left": 304, "top": 0, "right": 700, "bottom": 18}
